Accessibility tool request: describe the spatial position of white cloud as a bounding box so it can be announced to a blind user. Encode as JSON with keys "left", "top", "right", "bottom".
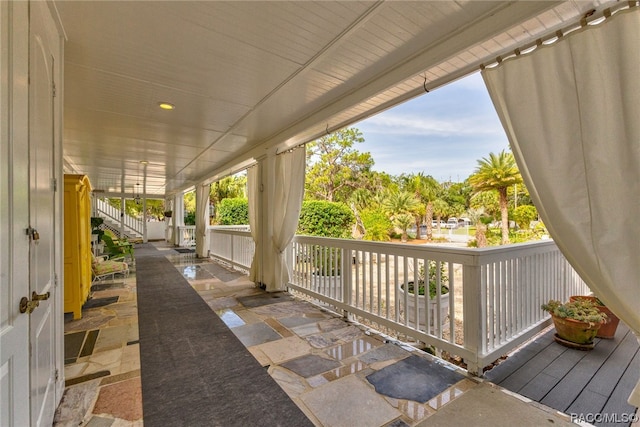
{"left": 362, "top": 113, "right": 502, "bottom": 138}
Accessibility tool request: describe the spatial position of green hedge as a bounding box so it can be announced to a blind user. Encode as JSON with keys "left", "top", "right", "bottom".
{"left": 217, "top": 198, "right": 249, "bottom": 225}
{"left": 297, "top": 200, "right": 354, "bottom": 238}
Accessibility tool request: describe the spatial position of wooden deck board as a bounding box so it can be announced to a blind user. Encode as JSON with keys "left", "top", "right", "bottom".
{"left": 540, "top": 335, "right": 622, "bottom": 411}
{"left": 580, "top": 330, "right": 638, "bottom": 399}
{"left": 484, "top": 333, "right": 556, "bottom": 384}
{"left": 518, "top": 371, "right": 563, "bottom": 401}
{"left": 596, "top": 349, "right": 640, "bottom": 427}
{"left": 485, "top": 322, "right": 639, "bottom": 427}
{"left": 498, "top": 339, "right": 567, "bottom": 391}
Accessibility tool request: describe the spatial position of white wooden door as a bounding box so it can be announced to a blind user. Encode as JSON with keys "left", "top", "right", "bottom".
{"left": 29, "top": 2, "right": 58, "bottom": 425}
{"left": 1, "top": 2, "right": 31, "bottom": 426}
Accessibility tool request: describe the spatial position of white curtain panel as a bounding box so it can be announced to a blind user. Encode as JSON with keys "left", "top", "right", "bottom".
{"left": 482, "top": 7, "right": 640, "bottom": 405}
{"left": 247, "top": 166, "right": 260, "bottom": 283}
{"left": 268, "top": 148, "right": 306, "bottom": 291}
{"left": 195, "top": 183, "right": 211, "bottom": 257}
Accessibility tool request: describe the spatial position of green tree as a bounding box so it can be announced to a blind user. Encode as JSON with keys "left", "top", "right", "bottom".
{"left": 470, "top": 190, "right": 500, "bottom": 218}
{"left": 184, "top": 191, "right": 196, "bottom": 219}
{"left": 466, "top": 207, "right": 489, "bottom": 247}
{"left": 393, "top": 213, "right": 415, "bottom": 242}
{"left": 210, "top": 174, "right": 247, "bottom": 205}
{"left": 469, "top": 150, "right": 522, "bottom": 245}
{"left": 382, "top": 190, "right": 420, "bottom": 218}
{"left": 513, "top": 205, "right": 538, "bottom": 230}
{"left": 361, "top": 208, "right": 392, "bottom": 242}
{"left": 403, "top": 173, "right": 440, "bottom": 240}
{"left": 382, "top": 190, "right": 421, "bottom": 242}
{"left": 432, "top": 198, "right": 449, "bottom": 233}
{"left": 145, "top": 199, "right": 166, "bottom": 220}
{"left": 305, "top": 127, "right": 374, "bottom": 203}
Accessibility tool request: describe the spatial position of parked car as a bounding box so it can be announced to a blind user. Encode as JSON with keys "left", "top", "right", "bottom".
{"left": 432, "top": 220, "right": 446, "bottom": 228}
{"left": 458, "top": 217, "right": 471, "bottom": 227}
{"left": 446, "top": 218, "right": 458, "bottom": 229}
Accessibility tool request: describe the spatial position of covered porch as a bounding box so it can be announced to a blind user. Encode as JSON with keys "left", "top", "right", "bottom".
{"left": 55, "top": 243, "right": 638, "bottom": 426}
{"left": 40, "top": 0, "right": 639, "bottom": 425}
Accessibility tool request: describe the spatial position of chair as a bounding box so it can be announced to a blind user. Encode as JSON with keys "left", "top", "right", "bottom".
{"left": 102, "top": 233, "right": 135, "bottom": 263}
{"left": 91, "top": 253, "right": 129, "bottom": 284}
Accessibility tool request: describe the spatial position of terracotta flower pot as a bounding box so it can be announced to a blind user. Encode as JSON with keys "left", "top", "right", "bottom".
{"left": 569, "top": 296, "right": 620, "bottom": 339}
{"left": 551, "top": 314, "right": 602, "bottom": 345}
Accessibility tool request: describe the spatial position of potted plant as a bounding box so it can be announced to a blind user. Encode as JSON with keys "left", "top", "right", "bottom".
{"left": 569, "top": 295, "right": 620, "bottom": 339}
{"left": 311, "top": 246, "right": 342, "bottom": 298}
{"left": 90, "top": 217, "right": 105, "bottom": 254}
{"left": 398, "top": 260, "right": 450, "bottom": 333}
{"left": 541, "top": 299, "right": 608, "bottom": 347}
{"left": 90, "top": 217, "right": 105, "bottom": 241}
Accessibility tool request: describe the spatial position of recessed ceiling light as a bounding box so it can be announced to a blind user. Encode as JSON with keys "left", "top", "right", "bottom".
{"left": 139, "top": 160, "right": 149, "bottom": 165}
{"left": 158, "top": 102, "right": 175, "bottom": 110}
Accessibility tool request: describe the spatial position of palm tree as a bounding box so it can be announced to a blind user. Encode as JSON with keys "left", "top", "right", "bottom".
{"left": 382, "top": 190, "right": 420, "bottom": 241}
{"left": 469, "top": 150, "right": 522, "bottom": 245}
{"left": 393, "top": 213, "right": 415, "bottom": 242}
{"left": 382, "top": 190, "right": 420, "bottom": 218}
{"left": 404, "top": 173, "right": 440, "bottom": 240}
{"left": 466, "top": 207, "right": 488, "bottom": 247}
{"left": 432, "top": 198, "right": 449, "bottom": 234}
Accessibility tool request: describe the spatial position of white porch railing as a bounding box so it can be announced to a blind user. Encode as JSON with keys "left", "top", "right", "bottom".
{"left": 208, "top": 225, "right": 253, "bottom": 272}
{"left": 208, "top": 228, "right": 590, "bottom": 375}
{"left": 94, "top": 197, "right": 143, "bottom": 237}
{"left": 177, "top": 225, "right": 196, "bottom": 247}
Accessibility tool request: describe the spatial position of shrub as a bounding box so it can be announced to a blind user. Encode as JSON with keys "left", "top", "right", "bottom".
{"left": 513, "top": 205, "right": 538, "bottom": 230}
{"left": 184, "top": 211, "right": 196, "bottom": 225}
{"left": 361, "top": 209, "right": 392, "bottom": 241}
{"left": 298, "top": 200, "right": 354, "bottom": 238}
{"left": 217, "top": 198, "right": 249, "bottom": 225}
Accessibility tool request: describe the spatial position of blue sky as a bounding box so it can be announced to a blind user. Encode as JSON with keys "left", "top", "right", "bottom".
{"left": 356, "top": 72, "right": 510, "bottom": 183}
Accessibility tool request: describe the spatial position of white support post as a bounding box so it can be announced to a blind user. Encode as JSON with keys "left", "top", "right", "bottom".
{"left": 342, "top": 247, "right": 353, "bottom": 320}
{"left": 119, "top": 196, "right": 125, "bottom": 239}
{"left": 164, "top": 197, "right": 173, "bottom": 243}
{"left": 253, "top": 150, "right": 277, "bottom": 290}
{"left": 195, "top": 183, "right": 211, "bottom": 258}
{"left": 173, "top": 193, "right": 184, "bottom": 246}
{"left": 142, "top": 164, "right": 148, "bottom": 243}
{"left": 463, "top": 262, "right": 483, "bottom": 375}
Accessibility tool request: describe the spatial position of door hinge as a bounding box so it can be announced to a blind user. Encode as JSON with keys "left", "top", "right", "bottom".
{"left": 55, "top": 369, "right": 59, "bottom": 381}
{"left": 54, "top": 273, "right": 59, "bottom": 287}
{"left": 52, "top": 177, "right": 57, "bottom": 192}
{"left": 52, "top": 81, "right": 56, "bottom": 98}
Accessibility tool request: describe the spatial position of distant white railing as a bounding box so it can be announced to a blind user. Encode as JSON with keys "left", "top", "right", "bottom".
{"left": 95, "top": 197, "right": 143, "bottom": 237}
{"left": 177, "top": 225, "right": 196, "bottom": 247}
{"left": 204, "top": 227, "right": 590, "bottom": 375}
{"left": 208, "top": 225, "right": 253, "bottom": 273}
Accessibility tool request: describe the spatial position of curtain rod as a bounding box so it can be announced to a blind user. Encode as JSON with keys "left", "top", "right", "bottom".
{"left": 480, "top": 0, "right": 638, "bottom": 70}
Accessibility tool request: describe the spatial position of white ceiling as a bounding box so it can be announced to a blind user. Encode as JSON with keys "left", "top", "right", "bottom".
{"left": 54, "top": 0, "right": 613, "bottom": 198}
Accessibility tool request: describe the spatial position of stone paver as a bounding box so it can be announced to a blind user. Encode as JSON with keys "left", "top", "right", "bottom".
{"left": 301, "top": 375, "right": 402, "bottom": 427}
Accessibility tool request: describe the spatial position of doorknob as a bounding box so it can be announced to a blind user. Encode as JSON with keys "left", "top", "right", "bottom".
{"left": 32, "top": 291, "right": 50, "bottom": 301}
{"left": 18, "top": 292, "right": 50, "bottom": 314}
{"left": 19, "top": 297, "right": 39, "bottom": 314}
